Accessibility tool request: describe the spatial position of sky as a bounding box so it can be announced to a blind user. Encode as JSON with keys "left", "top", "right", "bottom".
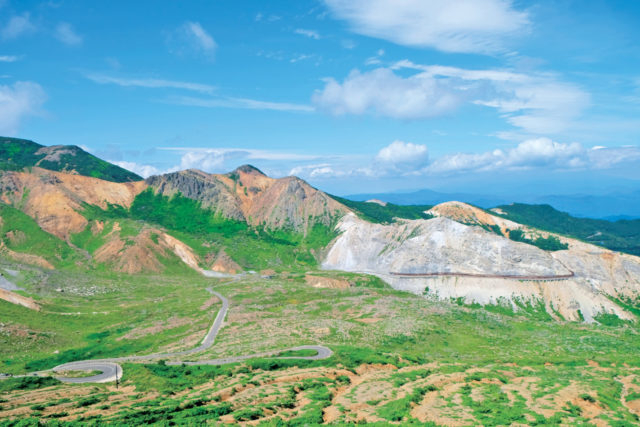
{"left": 1, "top": 0, "right": 640, "bottom": 196}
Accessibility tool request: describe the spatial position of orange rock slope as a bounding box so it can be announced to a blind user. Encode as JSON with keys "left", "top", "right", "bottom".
{"left": 0, "top": 167, "right": 147, "bottom": 240}
{"left": 146, "top": 165, "right": 349, "bottom": 232}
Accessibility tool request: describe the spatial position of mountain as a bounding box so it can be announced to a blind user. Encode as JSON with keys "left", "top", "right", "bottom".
{"left": 2, "top": 138, "right": 640, "bottom": 322}
{"left": 492, "top": 203, "right": 640, "bottom": 256}
{"left": 146, "top": 165, "right": 348, "bottom": 232}
{"left": 0, "top": 139, "right": 352, "bottom": 275}
{"left": 0, "top": 136, "right": 142, "bottom": 182}
{"left": 346, "top": 188, "right": 640, "bottom": 219}
{"left": 324, "top": 201, "right": 640, "bottom": 321}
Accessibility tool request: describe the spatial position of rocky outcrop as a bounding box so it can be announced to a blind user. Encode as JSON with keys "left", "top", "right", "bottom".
{"left": 91, "top": 223, "right": 203, "bottom": 274}
{"left": 324, "top": 214, "right": 569, "bottom": 277}
{"left": 147, "top": 165, "right": 349, "bottom": 232}
{"left": 0, "top": 168, "right": 147, "bottom": 239}
{"left": 0, "top": 288, "right": 40, "bottom": 311}
{"left": 323, "top": 213, "right": 640, "bottom": 322}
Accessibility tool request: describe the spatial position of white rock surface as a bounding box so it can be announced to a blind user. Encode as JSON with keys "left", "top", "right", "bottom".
{"left": 323, "top": 213, "right": 640, "bottom": 322}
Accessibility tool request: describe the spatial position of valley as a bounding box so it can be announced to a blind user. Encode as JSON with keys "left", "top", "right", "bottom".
{"left": 1, "top": 138, "right": 640, "bottom": 425}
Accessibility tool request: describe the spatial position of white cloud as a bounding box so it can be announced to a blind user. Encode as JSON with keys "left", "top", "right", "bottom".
{"left": 294, "top": 28, "right": 320, "bottom": 39}
{"left": 314, "top": 63, "right": 590, "bottom": 134}
{"left": 86, "top": 74, "right": 216, "bottom": 94}
{"left": 477, "top": 81, "right": 589, "bottom": 134}
{"left": 162, "top": 147, "right": 321, "bottom": 162}
{"left": 170, "top": 95, "right": 314, "bottom": 113}
{"left": 183, "top": 22, "right": 216, "bottom": 51}
{"left": 313, "top": 68, "right": 460, "bottom": 119}
{"left": 427, "top": 138, "right": 587, "bottom": 174}
{"left": 111, "top": 161, "right": 161, "bottom": 178}
{"left": 0, "top": 81, "right": 46, "bottom": 134}
{"left": 178, "top": 150, "right": 226, "bottom": 171}
{"left": 323, "top": 0, "right": 529, "bottom": 54}
{"left": 2, "top": 13, "right": 36, "bottom": 40}
{"left": 0, "top": 55, "right": 18, "bottom": 62}
{"left": 375, "top": 140, "right": 429, "bottom": 172}
{"left": 588, "top": 146, "right": 640, "bottom": 169}
{"left": 54, "top": 22, "right": 82, "bottom": 46}
{"left": 170, "top": 21, "right": 217, "bottom": 59}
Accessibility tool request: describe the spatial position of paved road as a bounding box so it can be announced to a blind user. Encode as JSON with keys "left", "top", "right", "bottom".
{"left": 7, "top": 287, "right": 332, "bottom": 384}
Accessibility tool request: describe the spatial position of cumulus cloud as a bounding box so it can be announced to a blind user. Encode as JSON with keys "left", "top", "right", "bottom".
{"left": 169, "top": 21, "right": 217, "bottom": 59}
{"left": 375, "top": 140, "right": 429, "bottom": 172}
{"left": 323, "top": 0, "right": 529, "bottom": 54}
{"left": 178, "top": 150, "right": 227, "bottom": 171}
{"left": 294, "top": 28, "right": 320, "bottom": 39}
{"left": 427, "top": 138, "right": 586, "bottom": 174}
{"left": 158, "top": 147, "right": 322, "bottom": 174}
{"left": 111, "top": 161, "right": 162, "bottom": 178}
{"left": 2, "top": 13, "right": 36, "bottom": 40}
{"left": 313, "top": 68, "right": 460, "bottom": 119}
{"left": 0, "top": 81, "right": 46, "bottom": 134}
{"left": 54, "top": 22, "right": 82, "bottom": 46}
{"left": 86, "top": 74, "right": 216, "bottom": 94}
{"left": 314, "top": 62, "right": 589, "bottom": 134}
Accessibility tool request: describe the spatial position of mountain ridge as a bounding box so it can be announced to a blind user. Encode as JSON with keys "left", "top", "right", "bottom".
{"left": 0, "top": 136, "right": 142, "bottom": 182}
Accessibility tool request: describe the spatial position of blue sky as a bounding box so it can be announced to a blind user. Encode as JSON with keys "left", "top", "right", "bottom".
{"left": 1, "top": 0, "right": 640, "bottom": 196}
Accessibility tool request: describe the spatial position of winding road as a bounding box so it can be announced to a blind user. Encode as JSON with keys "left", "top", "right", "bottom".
{"left": 6, "top": 287, "right": 332, "bottom": 384}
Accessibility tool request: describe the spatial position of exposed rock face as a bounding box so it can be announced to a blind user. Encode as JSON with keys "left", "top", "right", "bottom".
{"left": 324, "top": 214, "right": 569, "bottom": 277}
{"left": 428, "top": 201, "right": 521, "bottom": 235}
{"left": 305, "top": 274, "right": 350, "bottom": 289}
{"left": 146, "top": 169, "right": 245, "bottom": 220}
{"left": 92, "top": 224, "right": 203, "bottom": 274}
{"left": 0, "top": 168, "right": 147, "bottom": 239}
{"left": 209, "top": 249, "right": 241, "bottom": 274}
{"left": 0, "top": 288, "right": 40, "bottom": 311}
{"left": 147, "top": 165, "right": 348, "bottom": 232}
{"left": 323, "top": 212, "right": 640, "bottom": 322}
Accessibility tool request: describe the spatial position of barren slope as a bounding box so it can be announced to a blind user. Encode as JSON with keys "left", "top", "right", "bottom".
{"left": 323, "top": 212, "right": 640, "bottom": 321}
{"left": 147, "top": 165, "right": 349, "bottom": 232}
{"left": 0, "top": 168, "right": 147, "bottom": 239}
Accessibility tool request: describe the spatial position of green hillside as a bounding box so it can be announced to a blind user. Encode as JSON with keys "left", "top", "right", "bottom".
{"left": 0, "top": 204, "right": 80, "bottom": 268}
{"left": 330, "top": 195, "right": 433, "bottom": 224}
{"left": 494, "top": 203, "right": 640, "bottom": 256}
{"left": 0, "top": 137, "right": 142, "bottom": 182}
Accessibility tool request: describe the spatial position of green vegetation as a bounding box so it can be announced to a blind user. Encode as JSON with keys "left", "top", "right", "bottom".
{"left": 80, "top": 188, "right": 337, "bottom": 271}
{"left": 507, "top": 228, "right": 569, "bottom": 251}
{"left": 330, "top": 195, "right": 433, "bottom": 224}
{"left": 0, "top": 376, "right": 58, "bottom": 393}
{"left": 378, "top": 385, "right": 437, "bottom": 422}
{"left": 495, "top": 203, "right": 640, "bottom": 256}
{"left": 1, "top": 272, "right": 640, "bottom": 425}
{"left": 0, "top": 137, "right": 142, "bottom": 182}
{"left": 0, "top": 204, "right": 80, "bottom": 268}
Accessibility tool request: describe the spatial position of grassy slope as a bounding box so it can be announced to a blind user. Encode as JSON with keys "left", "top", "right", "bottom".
{"left": 0, "top": 273, "right": 639, "bottom": 425}
{"left": 0, "top": 269, "right": 213, "bottom": 374}
{"left": 0, "top": 137, "right": 142, "bottom": 182}
{"left": 330, "top": 195, "right": 433, "bottom": 224}
{"left": 0, "top": 204, "right": 80, "bottom": 268}
{"left": 495, "top": 203, "right": 640, "bottom": 256}
{"left": 80, "top": 188, "right": 337, "bottom": 271}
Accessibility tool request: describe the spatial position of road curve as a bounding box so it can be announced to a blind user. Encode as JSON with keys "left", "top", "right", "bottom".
{"left": 45, "top": 287, "right": 332, "bottom": 383}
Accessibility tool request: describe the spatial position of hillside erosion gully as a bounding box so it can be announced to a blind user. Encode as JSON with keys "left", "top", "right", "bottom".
{"left": 1, "top": 285, "right": 332, "bottom": 384}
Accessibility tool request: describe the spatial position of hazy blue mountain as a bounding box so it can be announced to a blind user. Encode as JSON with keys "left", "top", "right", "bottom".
{"left": 346, "top": 189, "right": 640, "bottom": 220}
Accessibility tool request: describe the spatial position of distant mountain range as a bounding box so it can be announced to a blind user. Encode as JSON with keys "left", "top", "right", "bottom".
{"left": 346, "top": 188, "right": 640, "bottom": 220}
{"left": 1, "top": 136, "right": 640, "bottom": 321}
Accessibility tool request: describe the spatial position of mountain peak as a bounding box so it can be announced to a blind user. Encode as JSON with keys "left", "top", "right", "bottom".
{"left": 231, "top": 164, "right": 265, "bottom": 176}
{"left": 1, "top": 136, "right": 142, "bottom": 182}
